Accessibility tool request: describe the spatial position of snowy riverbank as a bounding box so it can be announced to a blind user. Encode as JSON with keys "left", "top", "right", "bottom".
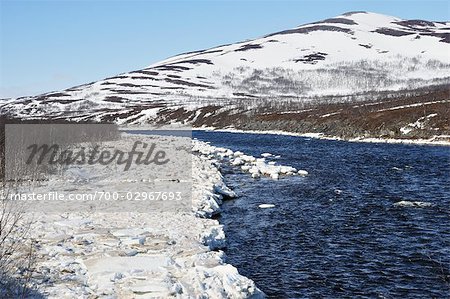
{"left": 195, "top": 128, "right": 450, "bottom": 146}
{"left": 120, "top": 125, "right": 450, "bottom": 147}
{"left": 14, "top": 133, "right": 265, "bottom": 298}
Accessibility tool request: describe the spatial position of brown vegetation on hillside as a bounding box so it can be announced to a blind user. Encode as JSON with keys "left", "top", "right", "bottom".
{"left": 156, "top": 85, "right": 450, "bottom": 140}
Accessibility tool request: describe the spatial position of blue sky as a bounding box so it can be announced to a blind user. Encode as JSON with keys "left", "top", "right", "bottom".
{"left": 0, "top": 0, "right": 448, "bottom": 98}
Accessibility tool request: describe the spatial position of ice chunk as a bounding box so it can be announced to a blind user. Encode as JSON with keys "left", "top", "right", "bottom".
{"left": 280, "top": 166, "right": 297, "bottom": 174}
{"left": 298, "top": 170, "right": 309, "bottom": 176}
{"left": 270, "top": 173, "right": 279, "bottom": 180}
{"left": 251, "top": 172, "right": 261, "bottom": 178}
{"left": 393, "top": 201, "right": 432, "bottom": 207}
{"left": 231, "top": 158, "right": 244, "bottom": 166}
{"left": 214, "top": 184, "right": 237, "bottom": 198}
{"left": 233, "top": 151, "right": 244, "bottom": 157}
{"left": 259, "top": 204, "right": 275, "bottom": 208}
{"left": 200, "top": 225, "right": 226, "bottom": 250}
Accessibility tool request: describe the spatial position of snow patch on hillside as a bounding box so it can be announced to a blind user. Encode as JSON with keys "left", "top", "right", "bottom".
{"left": 1, "top": 12, "right": 449, "bottom": 124}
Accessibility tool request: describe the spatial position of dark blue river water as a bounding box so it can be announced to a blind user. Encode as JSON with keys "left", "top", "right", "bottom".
{"left": 193, "top": 131, "right": 450, "bottom": 299}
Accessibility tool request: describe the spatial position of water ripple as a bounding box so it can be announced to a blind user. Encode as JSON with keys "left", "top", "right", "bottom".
{"left": 194, "top": 131, "right": 450, "bottom": 299}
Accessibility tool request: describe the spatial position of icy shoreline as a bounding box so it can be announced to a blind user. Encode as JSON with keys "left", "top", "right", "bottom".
{"left": 193, "top": 128, "right": 450, "bottom": 146}
{"left": 193, "top": 139, "right": 308, "bottom": 181}
{"left": 120, "top": 125, "right": 450, "bottom": 146}
{"left": 15, "top": 134, "right": 265, "bottom": 298}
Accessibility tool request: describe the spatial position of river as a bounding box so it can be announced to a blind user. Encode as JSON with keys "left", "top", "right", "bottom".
{"left": 193, "top": 130, "right": 450, "bottom": 298}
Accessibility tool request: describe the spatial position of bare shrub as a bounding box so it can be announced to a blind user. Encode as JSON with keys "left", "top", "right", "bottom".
{"left": 0, "top": 192, "right": 40, "bottom": 298}
{"left": 219, "top": 56, "right": 450, "bottom": 102}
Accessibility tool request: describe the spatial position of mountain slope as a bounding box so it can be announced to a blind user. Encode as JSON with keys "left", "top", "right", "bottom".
{"left": 1, "top": 11, "right": 449, "bottom": 132}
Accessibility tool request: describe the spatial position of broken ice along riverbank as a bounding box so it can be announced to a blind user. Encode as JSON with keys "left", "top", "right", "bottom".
{"left": 6, "top": 132, "right": 273, "bottom": 298}
{"left": 19, "top": 127, "right": 316, "bottom": 298}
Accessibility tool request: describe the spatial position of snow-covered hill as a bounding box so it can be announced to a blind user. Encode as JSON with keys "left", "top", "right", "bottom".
{"left": 1, "top": 11, "right": 449, "bottom": 124}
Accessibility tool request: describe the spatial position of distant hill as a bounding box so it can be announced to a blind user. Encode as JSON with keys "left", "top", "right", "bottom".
{"left": 1, "top": 11, "right": 449, "bottom": 139}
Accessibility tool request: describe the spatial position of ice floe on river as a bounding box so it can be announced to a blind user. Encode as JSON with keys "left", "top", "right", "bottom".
{"left": 193, "top": 140, "right": 308, "bottom": 180}
{"left": 258, "top": 204, "right": 276, "bottom": 209}
{"left": 393, "top": 200, "right": 433, "bottom": 208}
